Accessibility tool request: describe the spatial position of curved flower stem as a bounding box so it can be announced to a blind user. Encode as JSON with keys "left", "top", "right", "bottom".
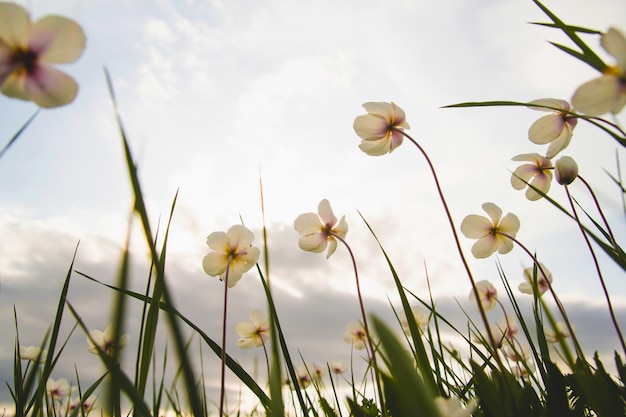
{"left": 576, "top": 175, "right": 619, "bottom": 250}
{"left": 563, "top": 185, "right": 626, "bottom": 356}
{"left": 330, "top": 232, "right": 385, "bottom": 417}
{"left": 398, "top": 130, "right": 505, "bottom": 369}
{"left": 261, "top": 340, "right": 271, "bottom": 384}
{"left": 219, "top": 255, "right": 234, "bottom": 417}
{"left": 499, "top": 233, "right": 585, "bottom": 361}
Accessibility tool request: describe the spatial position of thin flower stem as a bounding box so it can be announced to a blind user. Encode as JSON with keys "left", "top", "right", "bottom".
{"left": 500, "top": 233, "right": 585, "bottom": 361}
{"left": 563, "top": 185, "right": 626, "bottom": 356}
{"left": 398, "top": 130, "right": 505, "bottom": 370}
{"left": 219, "top": 255, "right": 234, "bottom": 417}
{"left": 261, "top": 340, "right": 270, "bottom": 384}
{"left": 330, "top": 232, "right": 385, "bottom": 417}
{"left": 576, "top": 174, "right": 619, "bottom": 250}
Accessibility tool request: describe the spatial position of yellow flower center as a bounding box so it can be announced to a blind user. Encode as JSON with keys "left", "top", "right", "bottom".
{"left": 603, "top": 65, "right": 623, "bottom": 78}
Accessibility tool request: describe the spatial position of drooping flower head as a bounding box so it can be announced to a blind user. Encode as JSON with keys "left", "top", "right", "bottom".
{"left": 328, "top": 359, "right": 346, "bottom": 375}
{"left": 235, "top": 309, "right": 269, "bottom": 349}
{"left": 294, "top": 199, "right": 348, "bottom": 258}
{"left": 460, "top": 202, "right": 520, "bottom": 259}
{"left": 511, "top": 153, "right": 553, "bottom": 201}
{"left": 572, "top": 27, "right": 626, "bottom": 115}
{"left": 0, "top": 2, "right": 86, "bottom": 107}
{"left": 527, "top": 99, "right": 577, "bottom": 158}
{"left": 87, "top": 324, "right": 130, "bottom": 355}
{"left": 469, "top": 280, "right": 498, "bottom": 312}
{"left": 555, "top": 156, "right": 578, "bottom": 185}
{"left": 343, "top": 321, "right": 366, "bottom": 350}
{"left": 353, "top": 101, "right": 410, "bottom": 156}
{"left": 202, "top": 224, "right": 260, "bottom": 287}
{"left": 518, "top": 262, "right": 553, "bottom": 296}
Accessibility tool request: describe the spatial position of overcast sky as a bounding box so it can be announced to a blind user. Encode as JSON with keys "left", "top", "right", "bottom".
{"left": 1, "top": 0, "right": 625, "bottom": 413}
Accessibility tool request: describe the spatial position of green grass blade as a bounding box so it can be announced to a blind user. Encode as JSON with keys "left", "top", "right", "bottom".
{"left": 0, "top": 109, "right": 39, "bottom": 160}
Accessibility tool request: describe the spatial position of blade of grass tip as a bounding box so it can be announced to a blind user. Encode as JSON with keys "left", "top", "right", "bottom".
{"left": 531, "top": 0, "right": 606, "bottom": 72}
{"left": 104, "top": 67, "right": 205, "bottom": 416}
{"left": 0, "top": 108, "right": 39, "bottom": 160}
{"left": 67, "top": 301, "right": 154, "bottom": 416}
{"left": 357, "top": 210, "right": 439, "bottom": 396}
{"left": 67, "top": 372, "right": 108, "bottom": 417}
{"left": 258, "top": 172, "right": 286, "bottom": 417}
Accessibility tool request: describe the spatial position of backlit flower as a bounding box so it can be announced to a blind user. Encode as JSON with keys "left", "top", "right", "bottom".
{"left": 400, "top": 305, "right": 430, "bottom": 335}
{"left": 46, "top": 377, "right": 70, "bottom": 400}
{"left": 68, "top": 395, "right": 97, "bottom": 415}
{"left": 510, "top": 153, "right": 553, "bottom": 201}
{"left": 572, "top": 27, "right": 626, "bottom": 115}
{"left": 460, "top": 202, "right": 520, "bottom": 258}
{"left": 518, "top": 263, "right": 552, "bottom": 296}
{"left": 343, "top": 321, "right": 366, "bottom": 350}
{"left": 19, "top": 345, "right": 46, "bottom": 362}
{"left": 353, "top": 101, "right": 410, "bottom": 156}
{"left": 527, "top": 99, "right": 577, "bottom": 158}
{"left": 296, "top": 364, "right": 312, "bottom": 389}
{"left": 469, "top": 280, "right": 498, "bottom": 312}
{"left": 555, "top": 156, "right": 578, "bottom": 185}
{"left": 0, "top": 2, "right": 86, "bottom": 107}
{"left": 545, "top": 321, "right": 571, "bottom": 343}
{"left": 235, "top": 309, "right": 269, "bottom": 349}
{"left": 434, "top": 396, "right": 476, "bottom": 417}
{"left": 328, "top": 359, "right": 346, "bottom": 374}
{"left": 202, "top": 224, "right": 260, "bottom": 287}
{"left": 294, "top": 199, "right": 348, "bottom": 258}
{"left": 87, "top": 324, "right": 130, "bottom": 355}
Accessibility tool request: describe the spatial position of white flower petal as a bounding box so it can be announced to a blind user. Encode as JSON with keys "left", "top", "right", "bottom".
{"left": 527, "top": 98, "right": 568, "bottom": 112}
{"left": 482, "top": 202, "right": 502, "bottom": 224}
{"left": 317, "top": 199, "right": 337, "bottom": 227}
{"left": 460, "top": 214, "right": 492, "bottom": 239}
{"left": 0, "top": 2, "right": 29, "bottom": 47}
{"left": 358, "top": 138, "right": 391, "bottom": 156}
{"left": 471, "top": 236, "right": 498, "bottom": 258}
{"left": 572, "top": 75, "right": 623, "bottom": 116}
{"left": 528, "top": 114, "right": 565, "bottom": 144}
{"left": 202, "top": 252, "right": 228, "bottom": 276}
{"left": 298, "top": 233, "right": 327, "bottom": 253}
{"left": 353, "top": 114, "right": 390, "bottom": 140}
{"left": 294, "top": 213, "right": 322, "bottom": 234}
{"left": 602, "top": 27, "right": 626, "bottom": 70}
{"left": 30, "top": 15, "right": 86, "bottom": 63}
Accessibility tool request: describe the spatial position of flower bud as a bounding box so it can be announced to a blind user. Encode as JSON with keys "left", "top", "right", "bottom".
{"left": 555, "top": 156, "right": 578, "bottom": 185}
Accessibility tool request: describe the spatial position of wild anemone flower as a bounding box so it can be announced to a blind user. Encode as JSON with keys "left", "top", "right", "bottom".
{"left": 202, "top": 224, "right": 260, "bottom": 287}
{"left": 469, "top": 280, "right": 498, "bottom": 312}
{"left": 353, "top": 101, "right": 410, "bottom": 156}
{"left": 460, "top": 202, "right": 520, "bottom": 259}
{"left": 294, "top": 199, "right": 348, "bottom": 258}
{"left": 87, "top": 324, "right": 130, "bottom": 355}
{"left": 527, "top": 99, "right": 577, "bottom": 158}
{"left": 46, "top": 378, "right": 70, "bottom": 400}
{"left": 235, "top": 309, "right": 269, "bottom": 349}
{"left": 518, "top": 262, "right": 553, "bottom": 296}
{"left": 343, "top": 321, "right": 366, "bottom": 350}
{"left": 19, "top": 345, "right": 46, "bottom": 362}
{"left": 0, "top": 2, "right": 86, "bottom": 107}
{"left": 572, "top": 27, "right": 626, "bottom": 116}
{"left": 510, "top": 153, "right": 553, "bottom": 201}
{"left": 328, "top": 359, "right": 346, "bottom": 375}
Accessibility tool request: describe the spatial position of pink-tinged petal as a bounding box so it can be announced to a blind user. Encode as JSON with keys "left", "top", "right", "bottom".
{"left": 498, "top": 213, "right": 520, "bottom": 236}
{"left": 527, "top": 98, "right": 568, "bottom": 112}
{"left": 334, "top": 215, "right": 348, "bottom": 238}
{"left": 227, "top": 224, "right": 255, "bottom": 251}
{"left": 496, "top": 236, "right": 515, "bottom": 254}
{"left": 526, "top": 171, "right": 552, "bottom": 201}
{"left": 545, "top": 126, "right": 572, "bottom": 158}
{"left": 206, "top": 231, "right": 228, "bottom": 251}
{"left": 388, "top": 130, "right": 404, "bottom": 152}
{"left": 317, "top": 199, "right": 337, "bottom": 227}
{"left": 232, "top": 246, "right": 260, "bottom": 272}
{"left": 294, "top": 212, "right": 322, "bottom": 234}
{"left": 602, "top": 27, "right": 626, "bottom": 70}
{"left": 511, "top": 164, "right": 537, "bottom": 190}
{"left": 353, "top": 114, "right": 390, "bottom": 140}
{"left": 482, "top": 202, "right": 502, "bottom": 225}
{"left": 511, "top": 153, "right": 541, "bottom": 163}
{"left": 202, "top": 252, "right": 228, "bottom": 276}
{"left": 30, "top": 15, "right": 86, "bottom": 63}
{"left": 0, "top": 2, "right": 29, "bottom": 47}
{"left": 358, "top": 138, "right": 391, "bottom": 156}
{"left": 20, "top": 64, "right": 79, "bottom": 107}
{"left": 572, "top": 75, "right": 622, "bottom": 116}
{"left": 528, "top": 114, "right": 565, "bottom": 144}
{"left": 471, "top": 235, "right": 498, "bottom": 258}
{"left": 518, "top": 282, "right": 533, "bottom": 295}
{"left": 236, "top": 322, "right": 257, "bottom": 338}
{"left": 325, "top": 237, "right": 338, "bottom": 258}
{"left": 298, "top": 233, "right": 327, "bottom": 253}
{"left": 460, "top": 214, "right": 492, "bottom": 239}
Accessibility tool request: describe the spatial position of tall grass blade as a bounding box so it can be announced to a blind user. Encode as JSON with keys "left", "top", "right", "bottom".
{"left": 0, "top": 109, "right": 39, "bottom": 160}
